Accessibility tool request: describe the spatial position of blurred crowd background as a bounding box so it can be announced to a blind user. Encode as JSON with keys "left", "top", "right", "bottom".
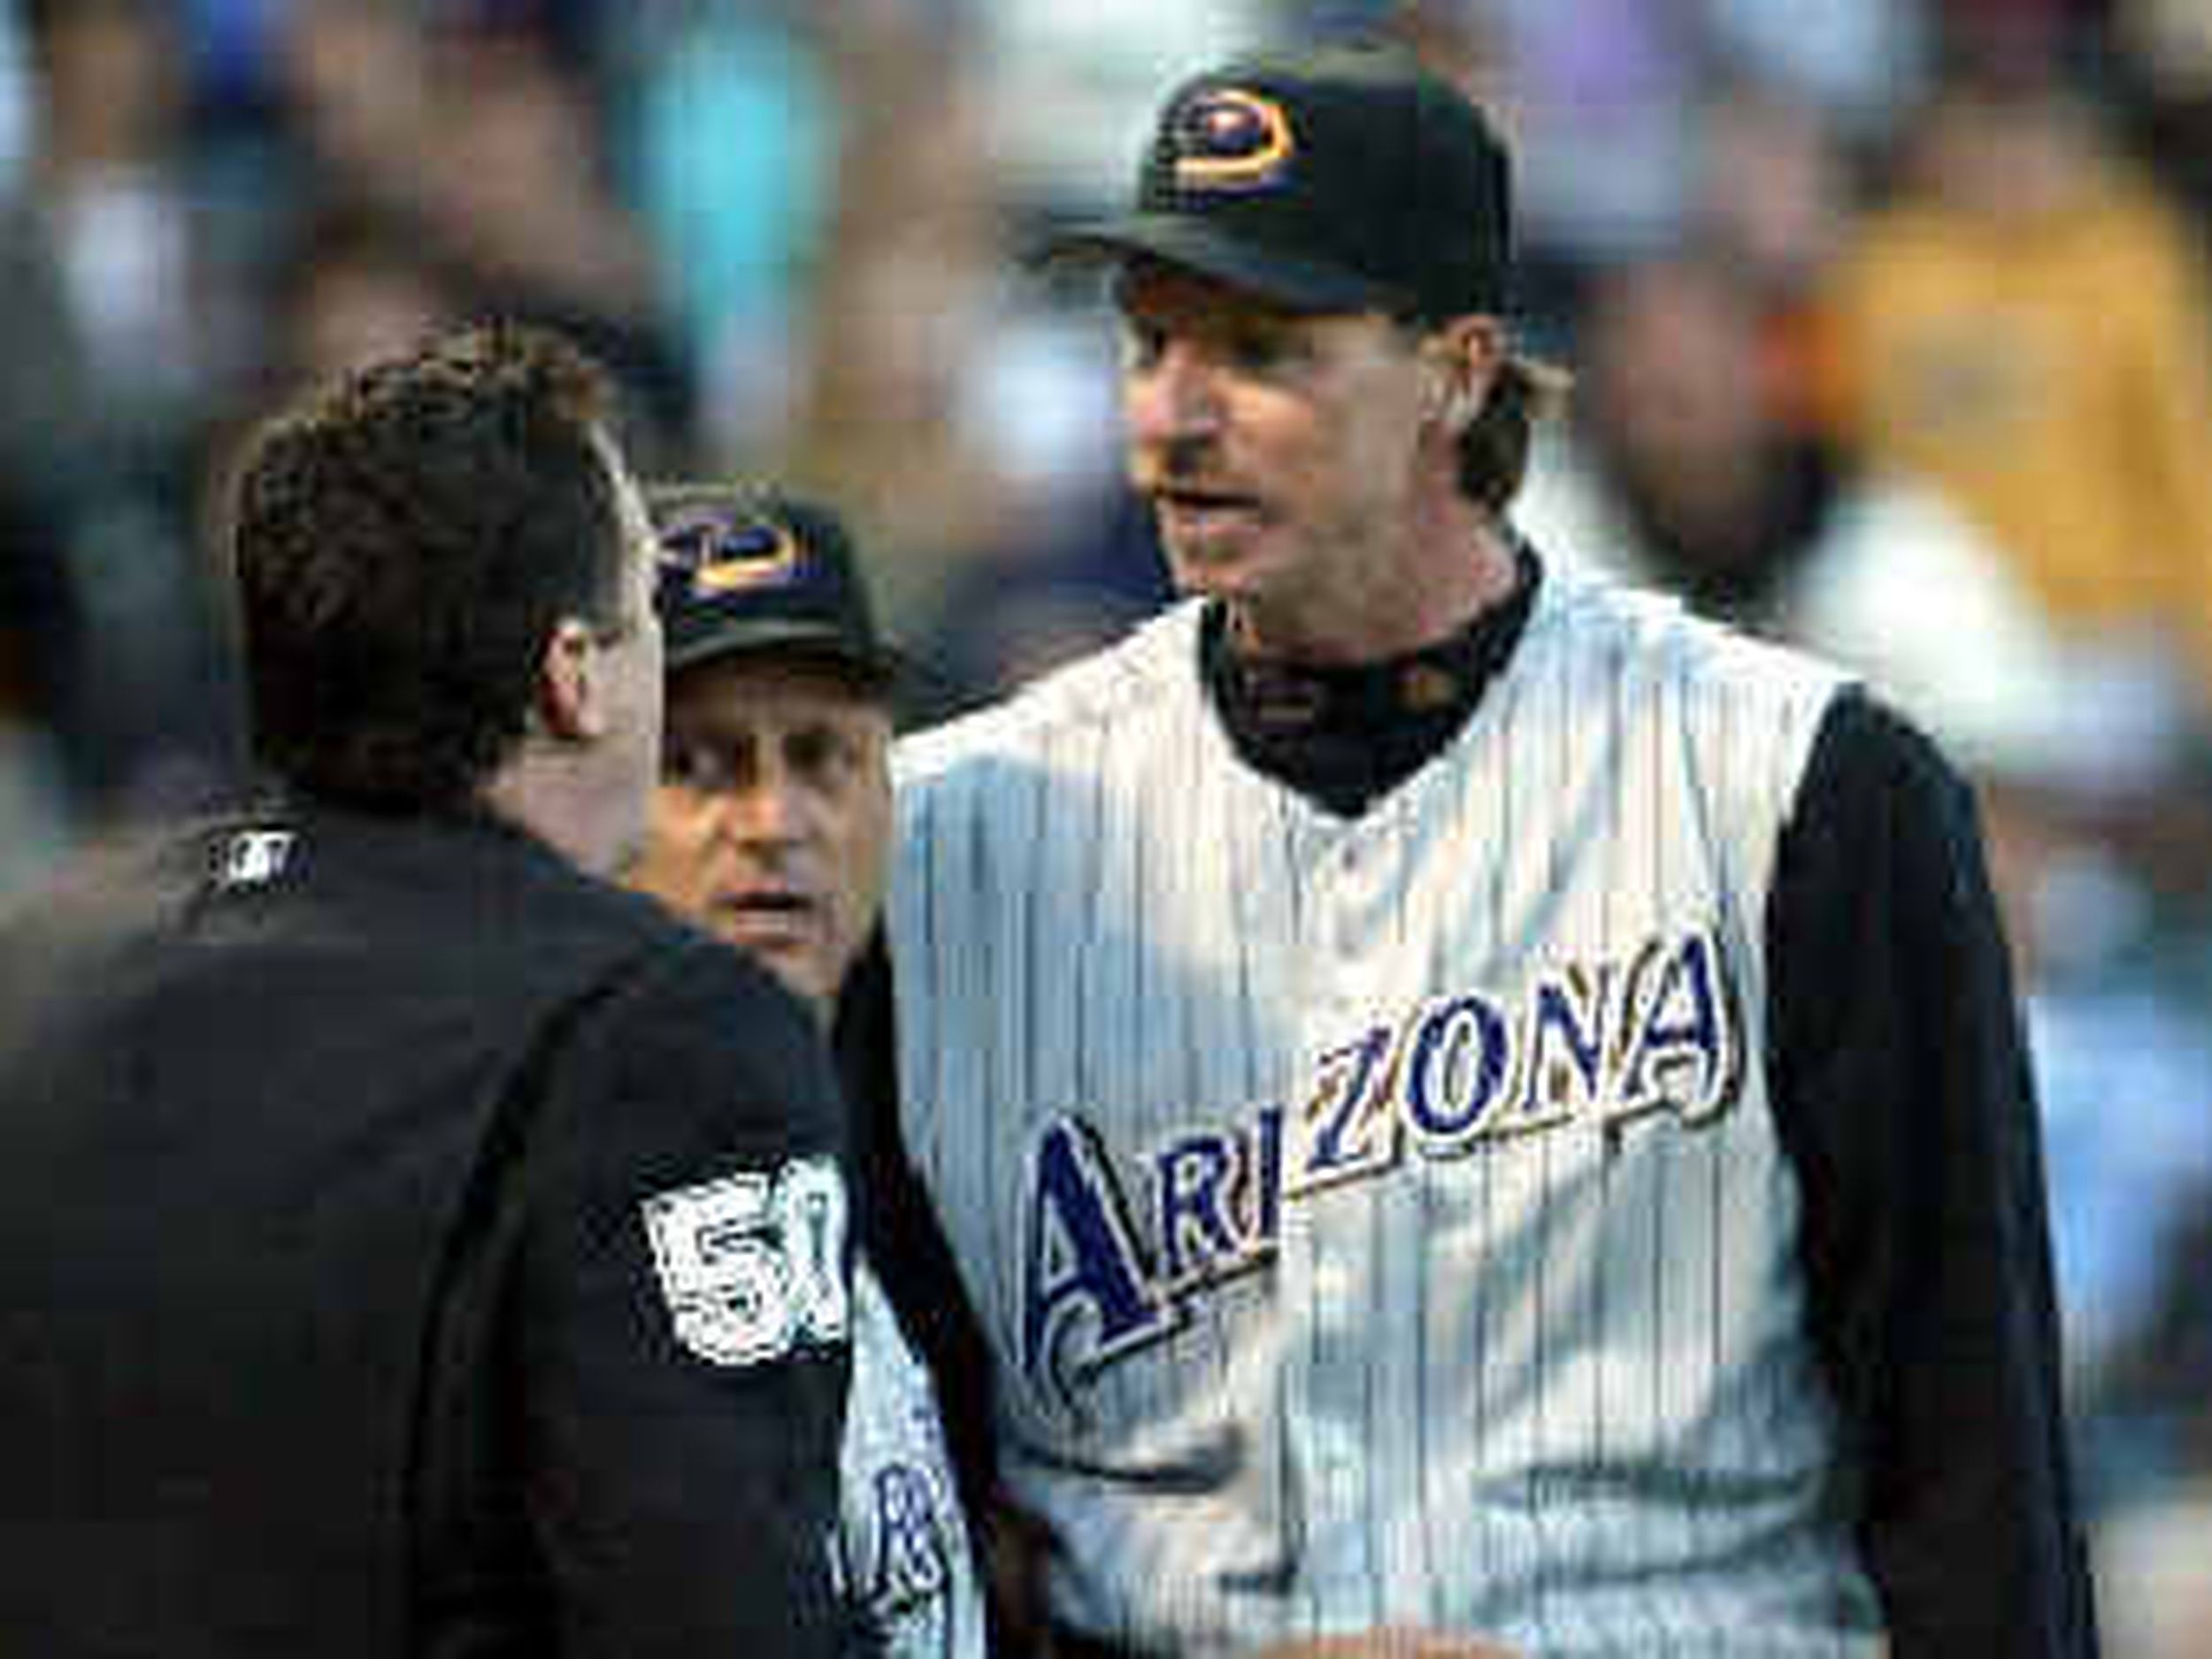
{"left": 0, "top": 0, "right": 2206, "bottom": 1647}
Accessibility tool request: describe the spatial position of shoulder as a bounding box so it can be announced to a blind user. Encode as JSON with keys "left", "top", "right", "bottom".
{"left": 1794, "top": 688, "right": 1980, "bottom": 842}
{"left": 0, "top": 818, "right": 204, "bottom": 1027}
{"left": 552, "top": 935, "right": 847, "bottom": 1167}
{"left": 193, "top": 803, "right": 780, "bottom": 1070}
{"left": 1512, "top": 566, "right": 1860, "bottom": 841}
{"left": 307, "top": 807, "right": 715, "bottom": 1001}
{"left": 511, "top": 934, "right": 854, "bottom": 1391}
{"left": 1530, "top": 561, "right": 1852, "bottom": 713}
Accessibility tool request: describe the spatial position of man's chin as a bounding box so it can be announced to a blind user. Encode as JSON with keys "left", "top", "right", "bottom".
{"left": 1164, "top": 524, "right": 1262, "bottom": 573}
{"left": 1168, "top": 559, "right": 1277, "bottom": 620}
{"left": 712, "top": 926, "right": 833, "bottom": 1016}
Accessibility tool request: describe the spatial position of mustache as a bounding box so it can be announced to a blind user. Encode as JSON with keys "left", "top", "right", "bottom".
{"left": 1137, "top": 434, "right": 1226, "bottom": 492}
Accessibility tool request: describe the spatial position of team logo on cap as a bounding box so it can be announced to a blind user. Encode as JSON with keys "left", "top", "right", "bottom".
{"left": 663, "top": 511, "right": 803, "bottom": 598}
{"left": 1169, "top": 87, "right": 1294, "bottom": 189}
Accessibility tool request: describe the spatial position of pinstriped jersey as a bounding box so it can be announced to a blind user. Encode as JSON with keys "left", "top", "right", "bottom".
{"left": 888, "top": 569, "right": 1886, "bottom": 1656}
{"left": 840, "top": 1263, "right": 987, "bottom": 1658}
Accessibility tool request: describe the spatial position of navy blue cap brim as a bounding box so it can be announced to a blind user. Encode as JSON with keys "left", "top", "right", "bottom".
{"left": 1035, "top": 213, "right": 1409, "bottom": 315}
{"left": 666, "top": 618, "right": 903, "bottom": 690}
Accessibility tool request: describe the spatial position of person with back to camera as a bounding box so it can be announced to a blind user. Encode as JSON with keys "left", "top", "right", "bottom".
{"left": 0, "top": 324, "right": 855, "bottom": 1656}
{"left": 854, "top": 37, "right": 2100, "bottom": 1659}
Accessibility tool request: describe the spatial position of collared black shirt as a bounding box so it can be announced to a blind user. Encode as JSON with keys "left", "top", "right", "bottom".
{"left": 0, "top": 799, "right": 854, "bottom": 1657}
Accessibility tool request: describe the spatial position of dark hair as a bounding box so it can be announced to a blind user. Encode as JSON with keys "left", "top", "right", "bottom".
{"left": 231, "top": 321, "right": 625, "bottom": 810}
{"left": 1446, "top": 347, "right": 1571, "bottom": 515}
{"left": 1381, "top": 308, "right": 1571, "bottom": 514}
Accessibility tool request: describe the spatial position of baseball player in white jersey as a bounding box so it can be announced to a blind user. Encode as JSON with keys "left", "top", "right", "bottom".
{"left": 862, "top": 37, "right": 2097, "bottom": 1659}
{"left": 631, "top": 487, "right": 986, "bottom": 1659}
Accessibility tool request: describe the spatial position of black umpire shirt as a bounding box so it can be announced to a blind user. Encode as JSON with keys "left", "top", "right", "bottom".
{"left": 0, "top": 797, "right": 853, "bottom": 1657}
{"left": 849, "top": 549, "right": 2099, "bottom": 1658}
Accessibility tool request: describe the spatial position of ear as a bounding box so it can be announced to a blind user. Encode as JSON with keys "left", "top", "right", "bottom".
{"left": 534, "top": 618, "right": 605, "bottom": 742}
{"left": 1422, "top": 316, "right": 1507, "bottom": 432}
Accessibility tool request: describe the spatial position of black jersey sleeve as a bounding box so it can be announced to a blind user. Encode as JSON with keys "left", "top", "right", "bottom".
{"left": 834, "top": 932, "right": 1002, "bottom": 1534}
{"left": 513, "top": 940, "right": 854, "bottom": 1657}
{"left": 1767, "top": 690, "right": 2099, "bottom": 1658}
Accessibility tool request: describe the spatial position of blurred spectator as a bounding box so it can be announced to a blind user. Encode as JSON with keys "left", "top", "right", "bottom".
{"left": 269, "top": 0, "right": 691, "bottom": 464}
{"left": 2101, "top": 1185, "right": 2212, "bottom": 1470}
{"left": 896, "top": 257, "right": 1175, "bottom": 708}
{"left": 421, "top": 0, "right": 611, "bottom": 67}
{"left": 1704, "top": 0, "right": 1931, "bottom": 136}
{"left": 972, "top": 0, "right": 1279, "bottom": 222}
{"left": 2110, "top": 0, "right": 2212, "bottom": 220}
{"left": 1693, "top": 84, "right": 1861, "bottom": 305}
{"left": 0, "top": 0, "right": 26, "bottom": 190}
{"left": 1686, "top": 84, "right": 1867, "bottom": 440}
{"left": 911, "top": 462, "right": 1171, "bottom": 718}
{"left": 272, "top": 0, "right": 444, "bottom": 228}
{"left": 616, "top": 3, "right": 836, "bottom": 456}
{"left": 0, "top": 0, "right": 253, "bottom": 818}
{"left": 1467, "top": 0, "right": 1709, "bottom": 342}
{"left": 1515, "top": 253, "right": 2110, "bottom": 778}
{"left": 259, "top": 207, "right": 464, "bottom": 393}
{"left": 2032, "top": 962, "right": 2212, "bottom": 1410}
{"left": 2095, "top": 1479, "right": 2212, "bottom": 1659}
{"left": 1822, "top": 50, "right": 2212, "bottom": 749}
{"left": 415, "top": 16, "right": 695, "bottom": 464}
{"left": 1518, "top": 256, "right": 1831, "bottom": 626}
{"left": 776, "top": 5, "right": 1025, "bottom": 641}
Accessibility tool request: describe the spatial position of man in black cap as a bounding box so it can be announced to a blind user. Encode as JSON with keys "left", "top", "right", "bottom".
{"left": 859, "top": 35, "right": 2098, "bottom": 1659}
{"left": 634, "top": 486, "right": 904, "bottom": 1015}
{"left": 633, "top": 484, "right": 987, "bottom": 1659}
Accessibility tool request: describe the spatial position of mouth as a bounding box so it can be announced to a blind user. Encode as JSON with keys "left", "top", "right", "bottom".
{"left": 708, "top": 888, "right": 821, "bottom": 946}
{"left": 1151, "top": 485, "right": 1265, "bottom": 543}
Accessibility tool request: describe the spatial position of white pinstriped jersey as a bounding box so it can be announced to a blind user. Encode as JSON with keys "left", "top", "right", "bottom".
{"left": 838, "top": 1265, "right": 986, "bottom": 1659}
{"left": 888, "top": 568, "right": 1886, "bottom": 1656}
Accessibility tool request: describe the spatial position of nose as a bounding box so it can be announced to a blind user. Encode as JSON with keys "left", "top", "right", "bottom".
{"left": 713, "top": 764, "right": 803, "bottom": 851}
{"left": 1128, "top": 340, "right": 1223, "bottom": 447}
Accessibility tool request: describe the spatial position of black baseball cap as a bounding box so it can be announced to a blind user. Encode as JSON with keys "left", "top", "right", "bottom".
{"left": 1041, "top": 38, "right": 1514, "bottom": 320}
{"left": 650, "top": 486, "right": 901, "bottom": 691}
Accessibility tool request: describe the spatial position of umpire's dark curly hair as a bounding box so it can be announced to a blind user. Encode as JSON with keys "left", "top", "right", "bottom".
{"left": 232, "top": 322, "right": 625, "bottom": 810}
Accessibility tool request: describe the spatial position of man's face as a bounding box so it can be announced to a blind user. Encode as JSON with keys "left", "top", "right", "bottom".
{"left": 631, "top": 654, "right": 893, "bottom": 1017}
{"left": 1118, "top": 263, "right": 1434, "bottom": 658}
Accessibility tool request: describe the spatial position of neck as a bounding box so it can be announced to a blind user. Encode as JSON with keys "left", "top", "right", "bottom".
{"left": 1229, "top": 505, "right": 1520, "bottom": 667}
{"left": 479, "top": 751, "right": 628, "bottom": 880}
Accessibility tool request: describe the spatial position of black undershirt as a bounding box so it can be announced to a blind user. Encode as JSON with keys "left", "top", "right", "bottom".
{"left": 1199, "top": 545, "right": 1540, "bottom": 817}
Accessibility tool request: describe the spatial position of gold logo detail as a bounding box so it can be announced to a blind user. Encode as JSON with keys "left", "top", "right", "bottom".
{"left": 1171, "top": 88, "right": 1295, "bottom": 189}
{"left": 678, "top": 517, "right": 802, "bottom": 597}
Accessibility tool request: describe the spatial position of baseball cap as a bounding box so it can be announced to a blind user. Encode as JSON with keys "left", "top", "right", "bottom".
{"left": 1041, "top": 38, "right": 1514, "bottom": 320}
{"left": 650, "top": 486, "right": 902, "bottom": 690}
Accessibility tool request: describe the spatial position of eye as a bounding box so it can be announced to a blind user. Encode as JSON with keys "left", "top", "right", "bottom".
{"left": 787, "top": 726, "right": 857, "bottom": 787}
{"left": 1225, "top": 324, "right": 1305, "bottom": 375}
{"left": 663, "top": 738, "right": 737, "bottom": 794}
{"left": 1121, "top": 320, "right": 1167, "bottom": 373}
